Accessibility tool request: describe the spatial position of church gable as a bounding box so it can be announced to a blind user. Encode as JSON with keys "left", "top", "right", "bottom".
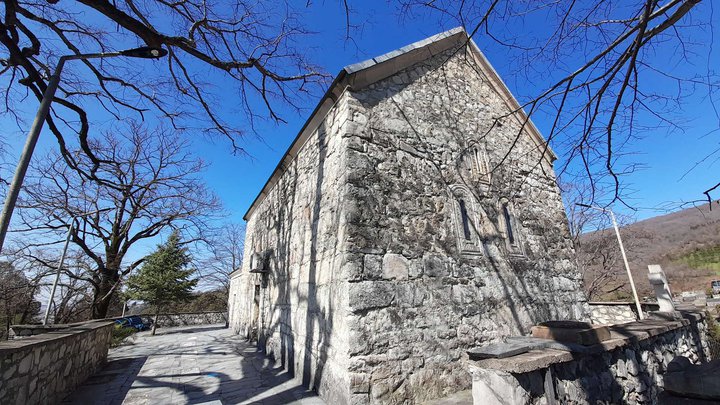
{"left": 345, "top": 43, "right": 559, "bottom": 259}
{"left": 244, "top": 27, "right": 554, "bottom": 220}
{"left": 337, "top": 44, "right": 584, "bottom": 403}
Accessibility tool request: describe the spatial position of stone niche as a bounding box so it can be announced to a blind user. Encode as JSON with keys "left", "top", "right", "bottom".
{"left": 229, "top": 27, "right": 588, "bottom": 404}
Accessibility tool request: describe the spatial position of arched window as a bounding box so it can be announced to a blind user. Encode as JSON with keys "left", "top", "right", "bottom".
{"left": 449, "top": 185, "right": 485, "bottom": 255}
{"left": 459, "top": 199, "right": 471, "bottom": 240}
{"left": 502, "top": 204, "right": 515, "bottom": 245}
{"left": 499, "top": 199, "right": 523, "bottom": 255}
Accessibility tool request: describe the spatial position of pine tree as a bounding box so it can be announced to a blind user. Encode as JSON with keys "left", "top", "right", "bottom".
{"left": 125, "top": 231, "right": 198, "bottom": 335}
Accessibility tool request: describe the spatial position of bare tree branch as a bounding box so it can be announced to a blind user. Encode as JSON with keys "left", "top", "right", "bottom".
{"left": 13, "top": 123, "right": 221, "bottom": 318}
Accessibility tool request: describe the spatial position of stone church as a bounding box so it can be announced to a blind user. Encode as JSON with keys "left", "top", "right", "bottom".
{"left": 228, "top": 27, "right": 587, "bottom": 404}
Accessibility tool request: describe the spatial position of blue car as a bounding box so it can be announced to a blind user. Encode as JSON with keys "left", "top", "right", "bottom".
{"left": 115, "top": 315, "right": 152, "bottom": 331}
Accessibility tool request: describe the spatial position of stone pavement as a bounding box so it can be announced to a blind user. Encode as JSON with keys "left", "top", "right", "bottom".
{"left": 64, "top": 325, "right": 324, "bottom": 405}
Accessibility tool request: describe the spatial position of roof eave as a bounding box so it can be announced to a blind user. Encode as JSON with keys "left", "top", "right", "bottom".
{"left": 242, "top": 70, "right": 348, "bottom": 220}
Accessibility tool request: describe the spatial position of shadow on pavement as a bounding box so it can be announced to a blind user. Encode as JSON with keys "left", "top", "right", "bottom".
{"left": 63, "top": 357, "right": 148, "bottom": 405}
{"left": 62, "top": 326, "right": 323, "bottom": 404}
{"left": 149, "top": 324, "right": 228, "bottom": 336}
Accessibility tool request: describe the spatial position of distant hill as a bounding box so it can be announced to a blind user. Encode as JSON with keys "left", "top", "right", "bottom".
{"left": 578, "top": 205, "right": 720, "bottom": 300}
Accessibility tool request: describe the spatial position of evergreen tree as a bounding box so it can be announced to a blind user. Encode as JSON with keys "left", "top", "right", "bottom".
{"left": 125, "top": 231, "right": 198, "bottom": 335}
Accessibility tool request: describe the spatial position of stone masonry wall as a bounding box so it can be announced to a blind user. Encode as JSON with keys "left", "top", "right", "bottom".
{"left": 140, "top": 311, "right": 228, "bottom": 327}
{"left": 342, "top": 45, "right": 587, "bottom": 404}
{"left": 590, "top": 303, "right": 637, "bottom": 325}
{"left": 0, "top": 320, "right": 113, "bottom": 404}
{"left": 468, "top": 312, "right": 710, "bottom": 404}
{"left": 589, "top": 303, "right": 660, "bottom": 325}
{"left": 552, "top": 323, "right": 708, "bottom": 404}
{"left": 228, "top": 91, "right": 353, "bottom": 404}
{"left": 231, "top": 41, "right": 589, "bottom": 404}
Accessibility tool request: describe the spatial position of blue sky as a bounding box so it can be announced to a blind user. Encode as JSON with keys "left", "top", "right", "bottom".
{"left": 3, "top": 0, "right": 719, "bottom": 236}
{"left": 190, "top": 1, "right": 719, "bottom": 223}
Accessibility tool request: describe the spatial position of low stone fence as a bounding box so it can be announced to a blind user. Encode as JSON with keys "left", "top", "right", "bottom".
{"left": 588, "top": 302, "right": 660, "bottom": 325}
{"left": 0, "top": 320, "right": 114, "bottom": 404}
{"left": 138, "top": 311, "right": 228, "bottom": 327}
{"left": 467, "top": 311, "right": 709, "bottom": 404}
{"left": 7, "top": 324, "right": 70, "bottom": 339}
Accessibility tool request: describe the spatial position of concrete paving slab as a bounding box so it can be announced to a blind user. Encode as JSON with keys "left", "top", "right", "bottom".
{"left": 63, "top": 325, "right": 324, "bottom": 405}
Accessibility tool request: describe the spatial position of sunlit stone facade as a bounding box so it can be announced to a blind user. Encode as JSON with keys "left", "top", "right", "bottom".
{"left": 229, "top": 28, "right": 587, "bottom": 404}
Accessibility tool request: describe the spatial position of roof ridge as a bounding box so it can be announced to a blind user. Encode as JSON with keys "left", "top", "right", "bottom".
{"left": 343, "top": 26, "right": 466, "bottom": 74}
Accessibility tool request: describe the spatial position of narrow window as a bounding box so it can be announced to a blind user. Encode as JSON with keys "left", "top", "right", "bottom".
{"left": 459, "top": 199, "right": 471, "bottom": 240}
{"left": 503, "top": 204, "right": 514, "bottom": 245}
{"left": 474, "top": 148, "right": 483, "bottom": 174}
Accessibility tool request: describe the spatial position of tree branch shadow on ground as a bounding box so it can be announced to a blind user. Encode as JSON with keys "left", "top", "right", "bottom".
{"left": 64, "top": 329, "right": 322, "bottom": 404}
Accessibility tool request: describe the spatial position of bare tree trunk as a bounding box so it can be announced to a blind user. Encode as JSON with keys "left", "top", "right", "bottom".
{"left": 92, "top": 287, "right": 113, "bottom": 319}
{"left": 152, "top": 307, "right": 160, "bottom": 336}
{"left": 91, "top": 267, "right": 120, "bottom": 319}
{"left": 15, "top": 129, "right": 220, "bottom": 323}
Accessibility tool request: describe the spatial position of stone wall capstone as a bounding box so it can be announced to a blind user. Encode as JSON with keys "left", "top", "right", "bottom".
{"left": 468, "top": 311, "right": 710, "bottom": 405}
{"left": 588, "top": 302, "right": 660, "bottom": 325}
{"left": 0, "top": 320, "right": 114, "bottom": 405}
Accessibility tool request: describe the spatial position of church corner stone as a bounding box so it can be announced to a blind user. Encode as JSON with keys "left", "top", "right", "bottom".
{"left": 228, "top": 29, "right": 588, "bottom": 404}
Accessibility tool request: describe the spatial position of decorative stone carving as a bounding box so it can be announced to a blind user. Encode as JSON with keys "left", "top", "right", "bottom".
{"left": 459, "top": 145, "right": 491, "bottom": 185}
{"left": 448, "top": 184, "right": 486, "bottom": 255}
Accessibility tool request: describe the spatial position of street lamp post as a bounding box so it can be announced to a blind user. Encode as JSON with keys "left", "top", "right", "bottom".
{"left": 0, "top": 47, "right": 167, "bottom": 255}
{"left": 577, "top": 203, "right": 644, "bottom": 320}
{"left": 42, "top": 208, "right": 112, "bottom": 325}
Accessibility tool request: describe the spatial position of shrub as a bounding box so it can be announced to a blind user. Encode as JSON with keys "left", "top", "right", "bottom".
{"left": 705, "top": 310, "right": 720, "bottom": 360}
{"left": 111, "top": 324, "right": 136, "bottom": 347}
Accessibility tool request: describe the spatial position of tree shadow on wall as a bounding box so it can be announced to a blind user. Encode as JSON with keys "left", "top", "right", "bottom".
{"left": 372, "top": 54, "right": 567, "bottom": 336}
{"left": 256, "top": 119, "right": 339, "bottom": 400}
{"left": 301, "top": 121, "right": 338, "bottom": 397}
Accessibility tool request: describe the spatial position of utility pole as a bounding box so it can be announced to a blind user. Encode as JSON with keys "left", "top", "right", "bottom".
{"left": 43, "top": 208, "right": 112, "bottom": 325}
{"left": 577, "top": 203, "right": 644, "bottom": 320}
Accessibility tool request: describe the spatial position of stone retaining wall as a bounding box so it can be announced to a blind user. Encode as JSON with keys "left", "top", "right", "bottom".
{"left": 140, "top": 311, "right": 228, "bottom": 327}
{"left": 0, "top": 320, "right": 114, "bottom": 404}
{"left": 588, "top": 302, "right": 660, "bottom": 325}
{"left": 468, "top": 311, "right": 710, "bottom": 404}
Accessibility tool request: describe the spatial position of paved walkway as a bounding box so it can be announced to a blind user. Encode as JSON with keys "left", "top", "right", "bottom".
{"left": 65, "top": 325, "right": 324, "bottom": 405}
